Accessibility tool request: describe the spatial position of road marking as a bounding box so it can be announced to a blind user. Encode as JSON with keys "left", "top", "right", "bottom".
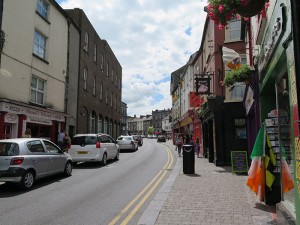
{"left": 108, "top": 146, "right": 174, "bottom": 225}
{"left": 120, "top": 170, "right": 168, "bottom": 225}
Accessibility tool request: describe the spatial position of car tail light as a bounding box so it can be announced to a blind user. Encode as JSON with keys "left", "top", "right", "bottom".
{"left": 131, "top": 141, "right": 134, "bottom": 145}
{"left": 96, "top": 142, "right": 101, "bottom": 148}
{"left": 10, "top": 157, "right": 24, "bottom": 165}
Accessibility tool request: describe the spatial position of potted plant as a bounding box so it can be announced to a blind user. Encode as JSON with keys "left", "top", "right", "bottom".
{"left": 224, "top": 64, "right": 252, "bottom": 87}
{"left": 206, "top": 0, "right": 269, "bottom": 29}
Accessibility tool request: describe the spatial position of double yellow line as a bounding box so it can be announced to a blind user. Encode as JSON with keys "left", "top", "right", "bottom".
{"left": 108, "top": 145, "right": 174, "bottom": 225}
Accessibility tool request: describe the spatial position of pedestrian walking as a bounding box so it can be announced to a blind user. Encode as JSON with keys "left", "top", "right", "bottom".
{"left": 57, "top": 130, "right": 65, "bottom": 150}
{"left": 195, "top": 137, "right": 200, "bottom": 158}
{"left": 22, "top": 128, "right": 31, "bottom": 138}
{"left": 63, "top": 133, "right": 71, "bottom": 152}
{"left": 175, "top": 134, "right": 183, "bottom": 157}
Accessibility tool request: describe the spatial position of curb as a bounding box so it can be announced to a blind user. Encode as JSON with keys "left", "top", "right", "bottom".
{"left": 137, "top": 143, "right": 180, "bottom": 225}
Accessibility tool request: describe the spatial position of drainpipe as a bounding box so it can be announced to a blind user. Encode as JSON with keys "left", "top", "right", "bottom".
{"left": 0, "top": 0, "right": 4, "bottom": 66}
{"left": 290, "top": 0, "right": 300, "bottom": 120}
{"left": 248, "top": 20, "right": 253, "bottom": 66}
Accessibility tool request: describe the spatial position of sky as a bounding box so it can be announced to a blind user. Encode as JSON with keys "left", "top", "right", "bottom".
{"left": 57, "top": 0, "right": 208, "bottom": 117}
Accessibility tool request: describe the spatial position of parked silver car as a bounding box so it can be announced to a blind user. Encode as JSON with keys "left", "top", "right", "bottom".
{"left": 117, "top": 135, "right": 138, "bottom": 151}
{"left": 69, "top": 133, "right": 119, "bottom": 165}
{"left": 0, "top": 138, "right": 73, "bottom": 190}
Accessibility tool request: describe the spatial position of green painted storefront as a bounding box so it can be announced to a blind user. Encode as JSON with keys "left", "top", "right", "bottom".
{"left": 257, "top": 0, "right": 299, "bottom": 223}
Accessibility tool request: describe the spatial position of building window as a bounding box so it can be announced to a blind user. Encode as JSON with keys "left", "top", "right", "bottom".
{"left": 36, "top": 0, "right": 49, "bottom": 19}
{"left": 104, "top": 118, "right": 108, "bottom": 134}
{"left": 115, "top": 96, "right": 117, "bottom": 110}
{"left": 234, "top": 118, "right": 246, "bottom": 139}
{"left": 93, "top": 76, "right": 96, "bottom": 96}
{"left": 33, "top": 30, "right": 47, "bottom": 59}
{"left": 98, "top": 117, "right": 102, "bottom": 133}
{"left": 229, "top": 20, "right": 241, "bottom": 41}
{"left": 100, "top": 83, "right": 103, "bottom": 100}
{"left": 111, "top": 92, "right": 113, "bottom": 107}
{"left": 106, "top": 61, "right": 109, "bottom": 79}
{"left": 89, "top": 112, "right": 96, "bottom": 133}
{"left": 105, "top": 88, "right": 108, "bottom": 104}
{"left": 109, "top": 121, "right": 112, "bottom": 136}
{"left": 94, "top": 44, "right": 97, "bottom": 62}
{"left": 83, "top": 68, "right": 88, "bottom": 90}
{"left": 115, "top": 73, "right": 118, "bottom": 88}
{"left": 111, "top": 68, "right": 114, "bottom": 81}
{"left": 31, "top": 76, "right": 45, "bottom": 105}
{"left": 84, "top": 32, "right": 89, "bottom": 51}
{"left": 101, "top": 54, "right": 104, "bottom": 71}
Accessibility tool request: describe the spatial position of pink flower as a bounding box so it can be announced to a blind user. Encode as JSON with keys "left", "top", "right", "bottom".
{"left": 218, "top": 4, "right": 225, "bottom": 13}
{"left": 218, "top": 23, "right": 225, "bottom": 30}
{"left": 243, "top": 17, "right": 249, "bottom": 21}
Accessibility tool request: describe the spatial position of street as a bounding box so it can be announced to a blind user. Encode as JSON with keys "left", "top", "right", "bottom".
{"left": 0, "top": 139, "right": 175, "bottom": 225}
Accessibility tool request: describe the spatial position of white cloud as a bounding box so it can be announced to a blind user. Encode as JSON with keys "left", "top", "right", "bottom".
{"left": 59, "top": 0, "right": 207, "bottom": 116}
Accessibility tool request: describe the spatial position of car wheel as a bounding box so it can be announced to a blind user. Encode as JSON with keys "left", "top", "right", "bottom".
{"left": 114, "top": 150, "right": 120, "bottom": 161}
{"left": 19, "top": 170, "right": 35, "bottom": 190}
{"left": 102, "top": 153, "right": 107, "bottom": 165}
{"left": 64, "top": 161, "right": 73, "bottom": 176}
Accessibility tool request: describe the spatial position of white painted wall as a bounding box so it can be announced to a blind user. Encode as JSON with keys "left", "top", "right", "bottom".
{"left": 1, "top": 0, "right": 68, "bottom": 112}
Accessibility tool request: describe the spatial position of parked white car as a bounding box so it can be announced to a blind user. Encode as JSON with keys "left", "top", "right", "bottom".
{"left": 117, "top": 135, "right": 138, "bottom": 151}
{"left": 69, "top": 134, "right": 119, "bottom": 165}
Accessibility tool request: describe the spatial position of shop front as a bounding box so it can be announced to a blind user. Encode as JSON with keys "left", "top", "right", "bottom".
{"left": 257, "top": 1, "right": 296, "bottom": 221}
{"left": 0, "top": 99, "right": 66, "bottom": 143}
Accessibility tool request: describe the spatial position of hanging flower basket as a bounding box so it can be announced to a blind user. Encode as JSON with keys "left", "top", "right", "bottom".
{"left": 236, "top": 0, "right": 267, "bottom": 17}
{"left": 206, "top": 0, "right": 269, "bottom": 29}
{"left": 224, "top": 64, "right": 252, "bottom": 87}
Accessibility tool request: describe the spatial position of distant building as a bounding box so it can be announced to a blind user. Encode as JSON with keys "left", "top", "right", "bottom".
{"left": 152, "top": 109, "right": 172, "bottom": 134}
{"left": 162, "top": 115, "right": 172, "bottom": 137}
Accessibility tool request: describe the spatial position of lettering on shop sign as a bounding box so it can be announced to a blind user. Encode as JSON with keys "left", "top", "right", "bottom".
{"left": 1, "top": 102, "right": 65, "bottom": 122}
{"left": 259, "top": 5, "right": 286, "bottom": 76}
{"left": 231, "top": 151, "right": 248, "bottom": 174}
{"left": 296, "top": 161, "right": 300, "bottom": 181}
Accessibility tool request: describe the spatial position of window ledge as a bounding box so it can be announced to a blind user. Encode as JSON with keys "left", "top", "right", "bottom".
{"left": 36, "top": 11, "right": 51, "bottom": 25}
{"left": 224, "top": 40, "right": 244, "bottom": 44}
{"left": 32, "top": 53, "right": 49, "bottom": 64}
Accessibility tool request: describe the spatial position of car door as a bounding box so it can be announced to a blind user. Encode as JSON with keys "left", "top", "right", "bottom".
{"left": 101, "top": 135, "right": 113, "bottom": 159}
{"left": 43, "top": 140, "right": 66, "bottom": 174}
{"left": 26, "top": 140, "right": 49, "bottom": 178}
{"left": 107, "top": 135, "right": 118, "bottom": 158}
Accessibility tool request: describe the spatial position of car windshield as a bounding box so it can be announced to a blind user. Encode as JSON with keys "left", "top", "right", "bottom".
{"left": 72, "top": 136, "right": 98, "bottom": 145}
{"left": 0, "top": 142, "right": 19, "bottom": 156}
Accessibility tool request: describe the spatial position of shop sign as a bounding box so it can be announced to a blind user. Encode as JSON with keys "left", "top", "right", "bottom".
{"left": 27, "top": 116, "right": 52, "bottom": 125}
{"left": 243, "top": 85, "right": 254, "bottom": 115}
{"left": 180, "top": 117, "right": 193, "bottom": 127}
{"left": 4, "top": 113, "right": 18, "bottom": 123}
{"left": 0, "top": 102, "right": 65, "bottom": 122}
{"left": 195, "top": 74, "right": 212, "bottom": 95}
{"left": 259, "top": 5, "right": 286, "bottom": 75}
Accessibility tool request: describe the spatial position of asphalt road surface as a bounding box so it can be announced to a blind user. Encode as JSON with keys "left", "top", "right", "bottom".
{"left": 0, "top": 139, "right": 175, "bottom": 225}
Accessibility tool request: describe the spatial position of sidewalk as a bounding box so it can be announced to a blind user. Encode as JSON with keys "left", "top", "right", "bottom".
{"left": 138, "top": 141, "right": 277, "bottom": 225}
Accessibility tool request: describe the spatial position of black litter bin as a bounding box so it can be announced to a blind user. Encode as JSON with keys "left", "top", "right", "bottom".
{"left": 182, "top": 144, "right": 195, "bottom": 174}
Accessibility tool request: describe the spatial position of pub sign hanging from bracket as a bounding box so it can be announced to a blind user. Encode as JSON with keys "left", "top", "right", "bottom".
{"left": 195, "top": 73, "right": 213, "bottom": 95}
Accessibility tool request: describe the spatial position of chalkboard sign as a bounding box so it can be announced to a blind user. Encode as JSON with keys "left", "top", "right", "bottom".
{"left": 231, "top": 151, "right": 248, "bottom": 174}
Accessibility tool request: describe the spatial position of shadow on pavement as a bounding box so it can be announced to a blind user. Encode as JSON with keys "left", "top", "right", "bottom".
{"left": 254, "top": 202, "right": 276, "bottom": 213}
{"left": 184, "top": 173, "right": 201, "bottom": 177}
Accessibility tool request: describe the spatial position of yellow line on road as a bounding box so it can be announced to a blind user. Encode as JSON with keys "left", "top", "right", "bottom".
{"left": 108, "top": 146, "right": 174, "bottom": 225}
{"left": 120, "top": 170, "right": 168, "bottom": 225}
